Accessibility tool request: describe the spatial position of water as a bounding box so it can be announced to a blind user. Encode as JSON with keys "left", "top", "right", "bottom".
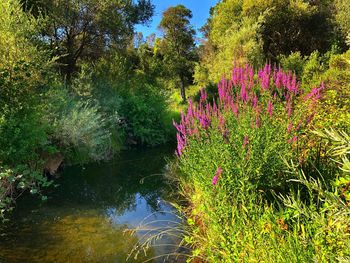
{"left": 0, "top": 146, "right": 185, "bottom": 263}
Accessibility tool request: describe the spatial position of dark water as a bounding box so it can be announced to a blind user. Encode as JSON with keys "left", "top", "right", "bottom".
{"left": 0, "top": 146, "right": 185, "bottom": 263}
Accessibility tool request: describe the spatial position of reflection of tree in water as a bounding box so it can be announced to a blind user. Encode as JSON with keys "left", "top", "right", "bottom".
{"left": 47, "top": 146, "right": 173, "bottom": 215}
{"left": 0, "top": 213, "right": 156, "bottom": 263}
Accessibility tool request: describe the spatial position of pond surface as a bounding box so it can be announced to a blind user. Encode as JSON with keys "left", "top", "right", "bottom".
{"left": 0, "top": 146, "right": 185, "bottom": 263}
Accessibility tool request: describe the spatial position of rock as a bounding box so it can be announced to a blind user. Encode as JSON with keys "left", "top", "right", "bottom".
{"left": 43, "top": 153, "right": 64, "bottom": 176}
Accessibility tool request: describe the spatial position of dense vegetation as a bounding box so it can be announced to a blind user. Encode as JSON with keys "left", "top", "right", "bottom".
{"left": 1, "top": 0, "right": 350, "bottom": 261}
{"left": 0, "top": 0, "right": 197, "bottom": 219}
{"left": 172, "top": 0, "right": 350, "bottom": 261}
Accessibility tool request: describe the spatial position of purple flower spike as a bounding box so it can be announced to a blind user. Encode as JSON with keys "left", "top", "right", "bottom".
{"left": 240, "top": 83, "right": 248, "bottom": 103}
{"left": 255, "top": 117, "right": 260, "bottom": 128}
{"left": 200, "top": 89, "right": 207, "bottom": 103}
{"left": 267, "top": 100, "right": 273, "bottom": 117}
{"left": 252, "top": 95, "right": 258, "bottom": 108}
{"left": 176, "top": 133, "right": 185, "bottom": 156}
{"left": 212, "top": 167, "right": 223, "bottom": 186}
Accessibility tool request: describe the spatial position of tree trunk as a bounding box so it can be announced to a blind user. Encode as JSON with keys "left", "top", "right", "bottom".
{"left": 180, "top": 75, "right": 186, "bottom": 103}
{"left": 64, "top": 30, "right": 76, "bottom": 83}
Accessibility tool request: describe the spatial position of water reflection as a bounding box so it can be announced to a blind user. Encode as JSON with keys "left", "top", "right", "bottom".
{"left": 0, "top": 146, "right": 184, "bottom": 263}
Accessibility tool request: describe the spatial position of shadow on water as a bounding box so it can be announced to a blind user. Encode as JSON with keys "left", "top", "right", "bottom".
{"left": 0, "top": 146, "right": 186, "bottom": 263}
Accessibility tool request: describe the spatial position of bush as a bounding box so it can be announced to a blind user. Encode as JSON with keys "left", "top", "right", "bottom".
{"left": 120, "top": 86, "right": 173, "bottom": 146}
{"left": 278, "top": 51, "right": 305, "bottom": 77}
{"left": 53, "top": 100, "right": 118, "bottom": 163}
{"left": 0, "top": 111, "right": 50, "bottom": 165}
{"left": 312, "top": 50, "right": 350, "bottom": 131}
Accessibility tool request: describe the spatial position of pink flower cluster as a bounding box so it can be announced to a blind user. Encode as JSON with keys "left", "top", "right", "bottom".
{"left": 212, "top": 167, "right": 223, "bottom": 186}
{"left": 174, "top": 64, "right": 324, "bottom": 157}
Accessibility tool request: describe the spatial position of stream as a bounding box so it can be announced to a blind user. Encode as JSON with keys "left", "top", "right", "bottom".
{"left": 0, "top": 146, "right": 185, "bottom": 263}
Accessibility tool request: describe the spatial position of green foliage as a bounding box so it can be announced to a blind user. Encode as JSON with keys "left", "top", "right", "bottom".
{"left": 0, "top": 165, "right": 52, "bottom": 220}
{"left": 260, "top": 0, "right": 336, "bottom": 60}
{"left": 119, "top": 89, "right": 172, "bottom": 146}
{"left": 32, "top": 0, "right": 154, "bottom": 79}
{"left": 66, "top": 50, "right": 175, "bottom": 148}
{"left": 196, "top": 0, "right": 342, "bottom": 85}
{"left": 335, "top": 0, "right": 350, "bottom": 46}
{"left": 309, "top": 51, "right": 350, "bottom": 130}
{"left": 314, "top": 129, "right": 350, "bottom": 205}
{"left": 0, "top": 0, "right": 51, "bottom": 115}
{"left": 277, "top": 49, "right": 349, "bottom": 132}
{"left": 0, "top": 0, "right": 55, "bottom": 218}
{"left": 198, "top": 1, "right": 264, "bottom": 83}
{"left": 0, "top": 0, "right": 46, "bottom": 68}
{"left": 0, "top": 112, "right": 50, "bottom": 165}
{"left": 193, "top": 63, "right": 209, "bottom": 87}
{"left": 278, "top": 51, "right": 305, "bottom": 77}
{"left": 209, "top": 16, "right": 264, "bottom": 82}
{"left": 53, "top": 101, "right": 116, "bottom": 163}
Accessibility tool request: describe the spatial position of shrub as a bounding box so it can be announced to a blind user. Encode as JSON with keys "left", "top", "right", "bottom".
{"left": 312, "top": 50, "right": 350, "bottom": 131}
{"left": 80, "top": 54, "right": 174, "bottom": 147}
{"left": 53, "top": 101, "right": 117, "bottom": 163}
{"left": 0, "top": 111, "right": 50, "bottom": 165}
{"left": 119, "top": 86, "right": 173, "bottom": 146}
{"left": 278, "top": 51, "right": 305, "bottom": 77}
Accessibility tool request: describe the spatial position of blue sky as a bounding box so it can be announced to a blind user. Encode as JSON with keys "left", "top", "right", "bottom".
{"left": 135, "top": 0, "right": 219, "bottom": 39}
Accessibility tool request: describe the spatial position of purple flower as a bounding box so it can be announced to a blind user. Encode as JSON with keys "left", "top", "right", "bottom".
{"left": 199, "top": 115, "right": 211, "bottom": 129}
{"left": 306, "top": 112, "right": 316, "bottom": 125}
{"left": 200, "top": 89, "right": 207, "bottom": 103}
{"left": 267, "top": 100, "right": 273, "bottom": 117}
{"left": 252, "top": 95, "right": 258, "bottom": 108}
{"left": 288, "top": 136, "right": 298, "bottom": 144}
{"left": 255, "top": 117, "right": 260, "bottom": 128}
{"left": 212, "top": 167, "right": 223, "bottom": 186}
{"left": 212, "top": 100, "right": 218, "bottom": 116}
{"left": 240, "top": 83, "right": 248, "bottom": 103}
{"left": 218, "top": 114, "right": 225, "bottom": 131}
{"left": 187, "top": 99, "right": 194, "bottom": 117}
{"left": 230, "top": 102, "right": 238, "bottom": 116}
{"left": 176, "top": 133, "right": 185, "bottom": 156}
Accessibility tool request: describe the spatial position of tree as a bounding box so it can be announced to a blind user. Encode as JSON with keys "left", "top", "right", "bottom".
{"left": 25, "top": 0, "right": 154, "bottom": 81}
{"left": 0, "top": 0, "right": 50, "bottom": 114}
{"left": 195, "top": 0, "right": 340, "bottom": 84}
{"left": 259, "top": 0, "right": 337, "bottom": 60}
{"left": 159, "top": 5, "right": 196, "bottom": 102}
{"left": 335, "top": 0, "right": 350, "bottom": 46}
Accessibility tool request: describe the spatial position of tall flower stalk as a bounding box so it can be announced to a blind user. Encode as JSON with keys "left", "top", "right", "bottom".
{"left": 174, "top": 64, "right": 324, "bottom": 157}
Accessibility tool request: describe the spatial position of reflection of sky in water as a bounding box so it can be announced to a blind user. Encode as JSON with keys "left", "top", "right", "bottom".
{"left": 106, "top": 194, "right": 177, "bottom": 226}
{"left": 0, "top": 146, "right": 186, "bottom": 263}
